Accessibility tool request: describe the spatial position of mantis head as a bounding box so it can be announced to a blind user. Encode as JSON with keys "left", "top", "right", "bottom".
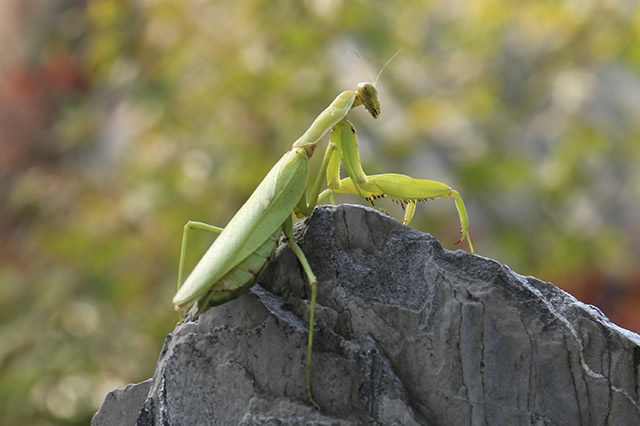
{"left": 352, "top": 49, "right": 402, "bottom": 120}
{"left": 357, "top": 82, "right": 380, "bottom": 119}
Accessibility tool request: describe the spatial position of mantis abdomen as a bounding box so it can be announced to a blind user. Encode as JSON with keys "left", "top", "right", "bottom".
{"left": 196, "top": 228, "right": 280, "bottom": 311}
{"left": 173, "top": 149, "right": 308, "bottom": 311}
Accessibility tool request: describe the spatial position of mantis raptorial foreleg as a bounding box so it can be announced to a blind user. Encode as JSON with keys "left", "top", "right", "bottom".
{"left": 319, "top": 119, "right": 474, "bottom": 253}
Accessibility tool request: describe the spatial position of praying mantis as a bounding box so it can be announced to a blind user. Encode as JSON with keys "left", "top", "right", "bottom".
{"left": 172, "top": 54, "right": 474, "bottom": 409}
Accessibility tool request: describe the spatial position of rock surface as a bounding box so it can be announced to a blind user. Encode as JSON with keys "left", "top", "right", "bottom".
{"left": 93, "top": 204, "right": 640, "bottom": 425}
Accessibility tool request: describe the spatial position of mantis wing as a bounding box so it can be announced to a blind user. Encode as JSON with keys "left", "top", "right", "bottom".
{"left": 173, "top": 148, "right": 308, "bottom": 308}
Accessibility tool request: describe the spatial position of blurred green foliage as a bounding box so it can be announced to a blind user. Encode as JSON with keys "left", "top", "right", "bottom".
{"left": 1, "top": 0, "right": 640, "bottom": 424}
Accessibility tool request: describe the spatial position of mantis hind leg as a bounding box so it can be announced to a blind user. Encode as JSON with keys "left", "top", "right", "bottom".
{"left": 177, "top": 221, "right": 225, "bottom": 293}
{"left": 282, "top": 215, "right": 321, "bottom": 410}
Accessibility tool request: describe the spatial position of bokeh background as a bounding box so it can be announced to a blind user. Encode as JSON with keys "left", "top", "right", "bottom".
{"left": 1, "top": 0, "right": 639, "bottom": 424}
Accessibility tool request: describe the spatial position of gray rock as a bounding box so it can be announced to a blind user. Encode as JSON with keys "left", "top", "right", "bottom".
{"left": 92, "top": 379, "right": 152, "bottom": 425}
{"left": 93, "top": 204, "right": 640, "bottom": 425}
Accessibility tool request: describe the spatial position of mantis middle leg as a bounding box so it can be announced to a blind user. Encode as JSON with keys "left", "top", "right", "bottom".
{"left": 282, "top": 214, "right": 320, "bottom": 410}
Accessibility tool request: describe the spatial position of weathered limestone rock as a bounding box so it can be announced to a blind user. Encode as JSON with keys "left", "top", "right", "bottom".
{"left": 93, "top": 204, "right": 640, "bottom": 425}
{"left": 92, "top": 379, "right": 152, "bottom": 426}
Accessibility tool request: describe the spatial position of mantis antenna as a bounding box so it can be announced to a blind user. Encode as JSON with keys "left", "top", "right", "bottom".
{"left": 349, "top": 48, "right": 403, "bottom": 86}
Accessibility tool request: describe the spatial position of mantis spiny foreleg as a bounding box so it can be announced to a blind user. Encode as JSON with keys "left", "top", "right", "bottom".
{"left": 319, "top": 119, "right": 475, "bottom": 253}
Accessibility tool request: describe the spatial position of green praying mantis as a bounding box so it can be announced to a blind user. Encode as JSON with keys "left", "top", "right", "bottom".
{"left": 172, "top": 54, "right": 474, "bottom": 409}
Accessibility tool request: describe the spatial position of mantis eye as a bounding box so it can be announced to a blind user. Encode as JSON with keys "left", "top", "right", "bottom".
{"left": 357, "top": 82, "right": 380, "bottom": 119}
